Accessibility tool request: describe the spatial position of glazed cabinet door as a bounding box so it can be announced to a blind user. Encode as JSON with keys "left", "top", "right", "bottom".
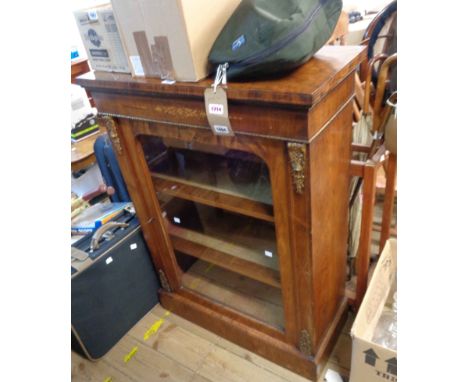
{"left": 109, "top": 117, "right": 301, "bottom": 344}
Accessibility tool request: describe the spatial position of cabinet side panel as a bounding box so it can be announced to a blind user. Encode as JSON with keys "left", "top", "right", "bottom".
{"left": 309, "top": 101, "right": 353, "bottom": 347}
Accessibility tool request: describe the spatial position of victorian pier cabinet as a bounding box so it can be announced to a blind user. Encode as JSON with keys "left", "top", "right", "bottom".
{"left": 77, "top": 45, "right": 366, "bottom": 380}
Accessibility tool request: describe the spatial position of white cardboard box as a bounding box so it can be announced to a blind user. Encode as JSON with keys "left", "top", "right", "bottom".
{"left": 111, "top": 0, "right": 241, "bottom": 81}
{"left": 74, "top": 4, "right": 130, "bottom": 73}
{"left": 350, "top": 239, "right": 397, "bottom": 382}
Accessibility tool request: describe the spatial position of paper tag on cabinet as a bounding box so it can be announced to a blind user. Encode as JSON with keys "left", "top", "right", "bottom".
{"left": 204, "top": 87, "right": 234, "bottom": 136}
{"left": 129, "top": 56, "right": 145, "bottom": 76}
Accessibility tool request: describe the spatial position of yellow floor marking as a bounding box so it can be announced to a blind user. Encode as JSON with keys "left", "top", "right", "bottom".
{"left": 143, "top": 310, "right": 172, "bottom": 341}
{"left": 123, "top": 346, "right": 138, "bottom": 363}
{"left": 103, "top": 377, "right": 112, "bottom": 382}
{"left": 143, "top": 318, "right": 164, "bottom": 341}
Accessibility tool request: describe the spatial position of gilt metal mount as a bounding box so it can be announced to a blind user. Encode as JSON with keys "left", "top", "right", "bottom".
{"left": 102, "top": 115, "right": 123, "bottom": 155}
{"left": 299, "top": 329, "right": 312, "bottom": 356}
{"left": 287, "top": 143, "right": 306, "bottom": 194}
{"left": 158, "top": 269, "right": 172, "bottom": 292}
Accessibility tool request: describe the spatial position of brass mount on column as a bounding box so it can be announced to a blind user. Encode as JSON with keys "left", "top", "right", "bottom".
{"left": 298, "top": 329, "right": 312, "bottom": 356}
{"left": 287, "top": 142, "right": 306, "bottom": 194}
{"left": 158, "top": 269, "right": 172, "bottom": 292}
{"left": 102, "top": 115, "right": 123, "bottom": 155}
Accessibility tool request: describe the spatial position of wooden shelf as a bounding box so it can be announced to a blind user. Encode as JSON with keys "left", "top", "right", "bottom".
{"left": 182, "top": 260, "right": 284, "bottom": 330}
{"left": 152, "top": 172, "right": 274, "bottom": 223}
{"left": 161, "top": 196, "right": 280, "bottom": 288}
{"left": 169, "top": 223, "right": 281, "bottom": 288}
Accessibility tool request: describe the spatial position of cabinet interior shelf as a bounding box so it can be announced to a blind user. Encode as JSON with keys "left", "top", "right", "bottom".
{"left": 181, "top": 259, "right": 284, "bottom": 330}
{"left": 152, "top": 172, "right": 275, "bottom": 223}
{"left": 167, "top": 222, "right": 281, "bottom": 288}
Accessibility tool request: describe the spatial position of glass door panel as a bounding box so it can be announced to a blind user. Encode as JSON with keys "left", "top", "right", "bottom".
{"left": 141, "top": 136, "right": 273, "bottom": 205}
{"left": 140, "top": 134, "right": 284, "bottom": 331}
{"left": 175, "top": 252, "right": 285, "bottom": 331}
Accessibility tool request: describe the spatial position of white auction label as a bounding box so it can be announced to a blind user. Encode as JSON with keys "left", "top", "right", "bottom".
{"left": 213, "top": 125, "right": 230, "bottom": 135}
{"left": 204, "top": 87, "right": 234, "bottom": 136}
{"left": 129, "top": 56, "right": 145, "bottom": 76}
{"left": 208, "top": 104, "right": 224, "bottom": 115}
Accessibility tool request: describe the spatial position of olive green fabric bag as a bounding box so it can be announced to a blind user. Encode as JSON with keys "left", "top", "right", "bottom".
{"left": 208, "top": 0, "right": 343, "bottom": 79}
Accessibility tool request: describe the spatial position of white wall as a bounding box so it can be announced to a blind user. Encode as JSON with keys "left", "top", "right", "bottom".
{"left": 343, "top": 0, "right": 395, "bottom": 14}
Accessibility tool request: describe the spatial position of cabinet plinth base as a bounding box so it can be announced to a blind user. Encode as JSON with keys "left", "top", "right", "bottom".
{"left": 159, "top": 289, "right": 348, "bottom": 381}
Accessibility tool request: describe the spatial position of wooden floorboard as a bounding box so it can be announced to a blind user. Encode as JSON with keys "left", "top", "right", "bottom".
{"left": 72, "top": 303, "right": 354, "bottom": 382}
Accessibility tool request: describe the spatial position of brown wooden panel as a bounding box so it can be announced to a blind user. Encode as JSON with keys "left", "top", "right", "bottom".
{"left": 258, "top": 142, "right": 300, "bottom": 345}
{"left": 71, "top": 58, "right": 91, "bottom": 83}
{"left": 379, "top": 153, "right": 397, "bottom": 252}
{"left": 308, "top": 73, "right": 355, "bottom": 139}
{"left": 76, "top": 45, "right": 366, "bottom": 108}
{"left": 91, "top": 91, "right": 310, "bottom": 141}
{"left": 355, "top": 162, "right": 378, "bottom": 308}
{"left": 313, "top": 298, "right": 349, "bottom": 378}
{"left": 115, "top": 118, "right": 183, "bottom": 290}
{"left": 351, "top": 143, "right": 371, "bottom": 153}
{"left": 309, "top": 102, "right": 353, "bottom": 348}
{"left": 284, "top": 142, "right": 315, "bottom": 351}
{"left": 350, "top": 160, "right": 365, "bottom": 177}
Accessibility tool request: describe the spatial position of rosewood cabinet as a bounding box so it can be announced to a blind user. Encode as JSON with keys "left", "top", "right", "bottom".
{"left": 77, "top": 45, "right": 366, "bottom": 380}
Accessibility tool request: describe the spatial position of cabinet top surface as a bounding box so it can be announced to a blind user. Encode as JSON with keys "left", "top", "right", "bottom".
{"left": 77, "top": 46, "right": 366, "bottom": 108}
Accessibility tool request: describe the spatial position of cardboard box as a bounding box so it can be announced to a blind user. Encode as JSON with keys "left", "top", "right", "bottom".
{"left": 111, "top": 0, "right": 241, "bottom": 81}
{"left": 74, "top": 4, "right": 130, "bottom": 73}
{"left": 350, "top": 239, "right": 397, "bottom": 382}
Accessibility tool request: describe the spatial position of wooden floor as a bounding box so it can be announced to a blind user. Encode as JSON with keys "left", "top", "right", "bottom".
{"left": 72, "top": 191, "right": 396, "bottom": 382}
{"left": 72, "top": 304, "right": 354, "bottom": 382}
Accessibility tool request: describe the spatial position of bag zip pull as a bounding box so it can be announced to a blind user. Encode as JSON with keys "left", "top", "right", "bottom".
{"left": 212, "top": 63, "right": 229, "bottom": 93}
{"left": 221, "top": 63, "right": 229, "bottom": 85}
